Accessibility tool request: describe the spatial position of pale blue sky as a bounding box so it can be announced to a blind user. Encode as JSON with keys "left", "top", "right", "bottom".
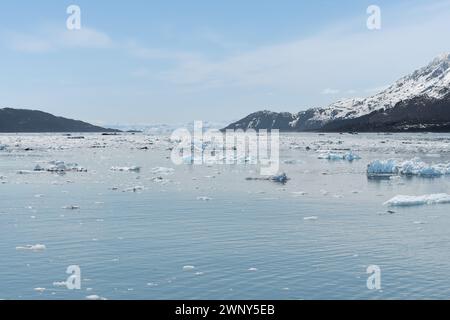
{"left": 1, "top": 0, "right": 450, "bottom": 125}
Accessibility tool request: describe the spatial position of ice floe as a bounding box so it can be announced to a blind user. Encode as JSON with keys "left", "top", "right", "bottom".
{"left": 197, "top": 196, "right": 212, "bottom": 201}
{"left": 246, "top": 173, "right": 289, "bottom": 184}
{"left": 16, "top": 244, "right": 46, "bottom": 251}
{"left": 384, "top": 193, "right": 450, "bottom": 207}
{"left": 367, "top": 158, "right": 450, "bottom": 177}
{"left": 63, "top": 205, "right": 80, "bottom": 210}
{"left": 86, "top": 295, "right": 107, "bottom": 300}
{"left": 52, "top": 281, "right": 67, "bottom": 287}
{"left": 35, "top": 161, "right": 87, "bottom": 173}
{"left": 123, "top": 186, "right": 144, "bottom": 192}
{"left": 111, "top": 166, "right": 141, "bottom": 172}
{"left": 183, "top": 266, "right": 196, "bottom": 271}
{"left": 318, "top": 151, "right": 361, "bottom": 161}
{"left": 151, "top": 167, "right": 175, "bottom": 175}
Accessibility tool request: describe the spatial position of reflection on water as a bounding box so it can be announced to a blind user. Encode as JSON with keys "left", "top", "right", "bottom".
{"left": 1, "top": 132, "right": 450, "bottom": 299}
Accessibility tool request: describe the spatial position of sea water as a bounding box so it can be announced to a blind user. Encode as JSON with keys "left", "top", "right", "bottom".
{"left": 1, "top": 132, "right": 450, "bottom": 300}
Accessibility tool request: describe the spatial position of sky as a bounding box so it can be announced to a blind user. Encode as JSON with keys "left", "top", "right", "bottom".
{"left": 1, "top": 0, "right": 450, "bottom": 126}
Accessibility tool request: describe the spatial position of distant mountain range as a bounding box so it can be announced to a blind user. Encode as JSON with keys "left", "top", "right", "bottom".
{"left": 224, "top": 53, "right": 450, "bottom": 132}
{"left": 0, "top": 108, "right": 119, "bottom": 133}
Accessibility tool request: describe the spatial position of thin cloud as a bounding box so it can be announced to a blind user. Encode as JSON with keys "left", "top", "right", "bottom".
{"left": 321, "top": 88, "right": 340, "bottom": 95}
{"left": 2, "top": 26, "right": 112, "bottom": 53}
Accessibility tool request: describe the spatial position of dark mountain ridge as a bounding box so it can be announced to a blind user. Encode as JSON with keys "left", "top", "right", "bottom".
{"left": 0, "top": 108, "right": 120, "bottom": 133}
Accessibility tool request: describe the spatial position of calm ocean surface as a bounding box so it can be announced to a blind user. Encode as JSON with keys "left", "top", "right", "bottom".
{"left": 1, "top": 132, "right": 450, "bottom": 300}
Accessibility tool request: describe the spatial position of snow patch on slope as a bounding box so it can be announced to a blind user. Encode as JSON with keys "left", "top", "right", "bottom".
{"left": 312, "top": 53, "right": 450, "bottom": 122}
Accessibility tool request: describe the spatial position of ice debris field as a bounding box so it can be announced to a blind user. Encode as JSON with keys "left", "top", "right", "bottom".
{"left": 2, "top": 132, "right": 450, "bottom": 299}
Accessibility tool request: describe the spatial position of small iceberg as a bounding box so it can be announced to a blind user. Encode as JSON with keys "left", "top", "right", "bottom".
{"left": 246, "top": 173, "right": 290, "bottom": 184}
{"left": 86, "top": 295, "right": 107, "bottom": 300}
{"left": 16, "top": 244, "right": 47, "bottom": 251}
{"left": 123, "top": 186, "right": 144, "bottom": 192}
{"left": 318, "top": 151, "right": 361, "bottom": 161}
{"left": 29, "top": 161, "right": 87, "bottom": 173}
{"left": 151, "top": 167, "right": 175, "bottom": 175}
{"left": 270, "top": 173, "right": 289, "bottom": 184}
{"left": 384, "top": 193, "right": 450, "bottom": 207}
{"left": 53, "top": 281, "right": 67, "bottom": 287}
{"left": 197, "top": 196, "right": 212, "bottom": 201}
{"left": 367, "top": 158, "right": 450, "bottom": 177}
{"left": 183, "top": 266, "right": 196, "bottom": 271}
{"left": 111, "top": 166, "right": 141, "bottom": 172}
{"left": 62, "top": 205, "right": 80, "bottom": 210}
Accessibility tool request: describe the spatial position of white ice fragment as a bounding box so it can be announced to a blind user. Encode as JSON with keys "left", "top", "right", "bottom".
{"left": 123, "top": 186, "right": 144, "bottom": 192}
{"left": 318, "top": 151, "right": 361, "bottom": 161}
{"left": 35, "top": 161, "right": 87, "bottom": 173}
{"left": 16, "top": 244, "right": 46, "bottom": 251}
{"left": 304, "top": 216, "right": 318, "bottom": 221}
{"left": 367, "top": 158, "right": 450, "bottom": 177}
{"left": 384, "top": 194, "right": 450, "bottom": 207}
{"left": 63, "top": 205, "right": 80, "bottom": 210}
{"left": 86, "top": 295, "right": 107, "bottom": 300}
{"left": 111, "top": 166, "right": 141, "bottom": 172}
{"left": 151, "top": 167, "right": 175, "bottom": 175}
{"left": 34, "top": 288, "right": 46, "bottom": 293}
{"left": 53, "top": 281, "right": 67, "bottom": 287}
{"left": 197, "top": 196, "right": 212, "bottom": 201}
{"left": 183, "top": 266, "right": 195, "bottom": 271}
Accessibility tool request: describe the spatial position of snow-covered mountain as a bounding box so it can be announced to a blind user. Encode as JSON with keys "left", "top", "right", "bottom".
{"left": 224, "top": 53, "right": 450, "bottom": 132}
{"left": 312, "top": 53, "right": 450, "bottom": 122}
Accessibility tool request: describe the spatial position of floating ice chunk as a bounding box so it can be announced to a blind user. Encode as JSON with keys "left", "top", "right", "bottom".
{"left": 123, "top": 186, "right": 144, "bottom": 192}
{"left": 151, "top": 167, "right": 175, "bottom": 175}
{"left": 34, "top": 288, "right": 46, "bottom": 293}
{"left": 283, "top": 159, "right": 301, "bottom": 164}
{"left": 367, "top": 158, "right": 450, "bottom": 177}
{"left": 183, "top": 266, "right": 195, "bottom": 271}
{"left": 111, "top": 166, "right": 141, "bottom": 172}
{"left": 16, "top": 244, "right": 46, "bottom": 251}
{"left": 0, "top": 144, "right": 7, "bottom": 151}
{"left": 147, "top": 282, "right": 159, "bottom": 287}
{"left": 197, "top": 196, "right": 212, "bottom": 201}
{"left": 304, "top": 216, "right": 318, "bottom": 221}
{"left": 318, "top": 151, "right": 361, "bottom": 161}
{"left": 17, "top": 170, "right": 46, "bottom": 175}
{"left": 270, "top": 173, "right": 289, "bottom": 184}
{"left": 86, "top": 295, "right": 107, "bottom": 300}
{"left": 41, "top": 161, "right": 87, "bottom": 173}
{"left": 367, "top": 159, "right": 398, "bottom": 176}
{"left": 63, "top": 205, "right": 80, "bottom": 210}
{"left": 246, "top": 173, "right": 289, "bottom": 184}
{"left": 384, "top": 194, "right": 450, "bottom": 207}
{"left": 248, "top": 268, "right": 258, "bottom": 272}
{"left": 53, "top": 281, "right": 67, "bottom": 287}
